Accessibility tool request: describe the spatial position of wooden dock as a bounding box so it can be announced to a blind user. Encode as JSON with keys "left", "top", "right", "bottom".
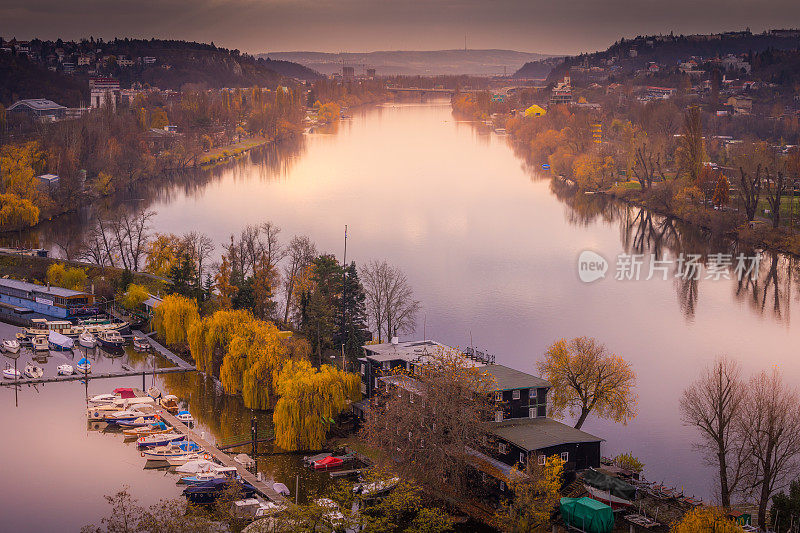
{"left": 132, "top": 330, "right": 194, "bottom": 369}
{"left": 158, "top": 410, "right": 289, "bottom": 505}
{"left": 0, "top": 366, "right": 193, "bottom": 387}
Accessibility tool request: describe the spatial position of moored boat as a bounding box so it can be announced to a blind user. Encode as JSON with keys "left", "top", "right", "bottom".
{"left": 183, "top": 478, "right": 256, "bottom": 505}
{"left": 312, "top": 455, "right": 344, "bottom": 470}
{"left": 2, "top": 338, "right": 21, "bottom": 353}
{"left": 97, "top": 330, "right": 124, "bottom": 349}
{"left": 117, "top": 416, "right": 159, "bottom": 428}
{"left": 180, "top": 466, "right": 238, "bottom": 485}
{"left": 137, "top": 432, "right": 187, "bottom": 448}
{"left": 160, "top": 394, "right": 179, "bottom": 413}
{"left": 57, "top": 364, "right": 74, "bottom": 375}
{"left": 15, "top": 332, "right": 32, "bottom": 346}
{"left": 79, "top": 332, "right": 97, "bottom": 348}
{"left": 23, "top": 364, "right": 44, "bottom": 379}
{"left": 174, "top": 458, "right": 215, "bottom": 472}
{"left": 123, "top": 421, "right": 171, "bottom": 439}
{"left": 133, "top": 336, "right": 150, "bottom": 352}
{"left": 147, "top": 386, "right": 161, "bottom": 400}
{"left": 3, "top": 363, "right": 20, "bottom": 380}
{"left": 76, "top": 357, "right": 92, "bottom": 374}
{"left": 32, "top": 336, "right": 49, "bottom": 351}
{"left": 48, "top": 331, "right": 75, "bottom": 351}
{"left": 177, "top": 410, "right": 194, "bottom": 423}
{"left": 88, "top": 393, "right": 117, "bottom": 405}
{"left": 143, "top": 441, "right": 201, "bottom": 461}
{"left": 167, "top": 453, "right": 206, "bottom": 467}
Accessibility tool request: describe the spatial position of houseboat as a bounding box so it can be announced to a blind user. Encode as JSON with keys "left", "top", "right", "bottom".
{"left": 0, "top": 278, "right": 97, "bottom": 320}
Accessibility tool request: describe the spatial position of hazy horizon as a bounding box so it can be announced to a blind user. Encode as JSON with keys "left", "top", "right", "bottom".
{"left": 2, "top": 0, "right": 799, "bottom": 57}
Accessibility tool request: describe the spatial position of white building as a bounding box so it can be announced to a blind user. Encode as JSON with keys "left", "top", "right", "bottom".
{"left": 89, "top": 77, "right": 121, "bottom": 109}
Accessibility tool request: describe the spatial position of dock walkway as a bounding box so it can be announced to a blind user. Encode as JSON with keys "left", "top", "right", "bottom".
{"left": 133, "top": 330, "right": 194, "bottom": 369}
{"left": 0, "top": 366, "right": 193, "bottom": 387}
{"left": 158, "top": 410, "right": 289, "bottom": 505}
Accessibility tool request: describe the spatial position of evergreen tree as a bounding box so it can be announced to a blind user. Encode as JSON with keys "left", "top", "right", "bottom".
{"left": 335, "top": 261, "right": 369, "bottom": 360}
{"left": 303, "top": 254, "right": 342, "bottom": 364}
{"left": 168, "top": 253, "right": 198, "bottom": 299}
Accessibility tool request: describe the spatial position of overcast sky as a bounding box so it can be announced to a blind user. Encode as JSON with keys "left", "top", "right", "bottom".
{"left": 2, "top": 0, "right": 799, "bottom": 55}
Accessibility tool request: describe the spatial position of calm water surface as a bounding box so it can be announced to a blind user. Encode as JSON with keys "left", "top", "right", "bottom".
{"left": 6, "top": 101, "right": 800, "bottom": 529}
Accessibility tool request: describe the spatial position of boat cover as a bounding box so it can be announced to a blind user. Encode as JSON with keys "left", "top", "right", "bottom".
{"left": 559, "top": 497, "right": 614, "bottom": 533}
{"left": 583, "top": 469, "right": 636, "bottom": 501}
{"left": 114, "top": 388, "right": 136, "bottom": 398}
{"left": 48, "top": 331, "right": 74, "bottom": 349}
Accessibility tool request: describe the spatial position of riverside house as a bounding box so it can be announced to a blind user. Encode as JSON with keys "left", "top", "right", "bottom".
{"left": 356, "top": 339, "right": 603, "bottom": 494}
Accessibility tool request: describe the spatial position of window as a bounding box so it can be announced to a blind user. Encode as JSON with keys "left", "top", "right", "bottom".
{"left": 495, "top": 391, "right": 502, "bottom": 402}
{"left": 374, "top": 378, "right": 379, "bottom": 389}
{"left": 519, "top": 452, "right": 526, "bottom": 464}
{"left": 560, "top": 452, "right": 569, "bottom": 463}
{"left": 495, "top": 411, "right": 503, "bottom": 422}
{"left": 529, "top": 388, "right": 536, "bottom": 398}
{"left": 500, "top": 481, "right": 506, "bottom": 491}
{"left": 360, "top": 383, "right": 366, "bottom": 394}
{"left": 538, "top": 455, "right": 546, "bottom": 466}
{"left": 360, "top": 363, "right": 365, "bottom": 376}
{"left": 405, "top": 362, "right": 410, "bottom": 371}
{"left": 481, "top": 472, "right": 488, "bottom": 483}
{"left": 499, "top": 442, "right": 507, "bottom": 455}
{"left": 512, "top": 389, "right": 520, "bottom": 400}
{"left": 529, "top": 407, "right": 536, "bottom": 418}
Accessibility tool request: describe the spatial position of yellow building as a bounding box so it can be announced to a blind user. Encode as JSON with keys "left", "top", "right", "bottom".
{"left": 524, "top": 104, "right": 547, "bottom": 117}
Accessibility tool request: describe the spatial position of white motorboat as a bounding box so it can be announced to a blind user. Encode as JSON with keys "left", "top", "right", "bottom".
{"left": 133, "top": 336, "right": 150, "bottom": 352}
{"left": 88, "top": 393, "right": 118, "bottom": 405}
{"left": 57, "top": 364, "right": 74, "bottom": 375}
{"left": 177, "top": 410, "right": 194, "bottom": 423}
{"left": 79, "top": 332, "right": 97, "bottom": 348}
{"left": 3, "top": 363, "right": 20, "bottom": 379}
{"left": 2, "top": 338, "right": 20, "bottom": 353}
{"left": 147, "top": 386, "right": 161, "bottom": 400}
{"left": 31, "top": 336, "right": 49, "bottom": 352}
{"left": 23, "top": 364, "right": 43, "bottom": 379}
{"left": 174, "top": 458, "right": 215, "bottom": 472}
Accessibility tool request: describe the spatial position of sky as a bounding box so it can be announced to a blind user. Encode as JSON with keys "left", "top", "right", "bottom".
{"left": 2, "top": 0, "right": 800, "bottom": 56}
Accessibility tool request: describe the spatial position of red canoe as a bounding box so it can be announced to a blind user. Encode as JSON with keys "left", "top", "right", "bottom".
{"left": 313, "top": 456, "right": 344, "bottom": 470}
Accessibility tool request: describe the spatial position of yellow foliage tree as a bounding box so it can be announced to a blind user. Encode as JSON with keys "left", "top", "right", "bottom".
{"left": 187, "top": 308, "right": 251, "bottom": 375}
{"left": 273, "top": 361, "right": 360, "bottom": 451}
{"left": 538, "top": 336, "right": 637, "bottom": 429}
{"left": 145, "top": 233, "right": 182, "bottom": 277}
{"left": 153, "top": 294, "right": 199, "bottom": 347}
{"left": 122, "top": 283, "right": 150, "bottom": 310}
{"left": 0, "top": 142, "right": 45, "bottom": 204}
{"left": 46, "top": 263, "right": 87, "bottom": 290}
{"left": 0, "top": 193, "right": 39, "bottom": 232}
{"left": 670, "top": 506, "right": 743, "bottom": 532}
{"left": 496, "top": 455, "right": 565, "bottom": 531}
{"left": 317, "top": 102, "right": 341, "bottom": 124}
{"left": 150, "top": 107, "right": 169, "bottom": 129}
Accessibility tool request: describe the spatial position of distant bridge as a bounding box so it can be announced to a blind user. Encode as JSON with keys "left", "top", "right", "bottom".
{"left": 385, "top": 87, "right": 457, "bottom": 95}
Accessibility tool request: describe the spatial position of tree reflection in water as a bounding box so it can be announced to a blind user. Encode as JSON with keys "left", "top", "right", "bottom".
{"left": 557, "top": 185, "right": 800, "bottom": 323}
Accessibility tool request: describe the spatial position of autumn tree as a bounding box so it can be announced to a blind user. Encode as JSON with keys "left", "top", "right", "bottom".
{"left": 680, "top": 357, "right": 747, "bottom": 508}
{"left": 281, "top": 235, "right": 316, "bottom": 324}
{"left": 676, "top": 107, "right": 706, "bottom": 186}
{"left": 496, "top": 455, "right": 564, "bottom": 532}
{"left": 670, "top": 506, "right": 743, "bottom": 533}
{"left": 46, "top": 263, "right": 87, "bottom": 290}
{"left": 153, "top": 294, "right": 199, "bottom": 347}
{"left": 537, "top": 337, "right": 637, "bottom": 430}
{"left": 361, "top": 347, "right": 495, "bottom": 495}
{"left": 145, "top": 233, "right": 182, "bottom": 277}
{"left": 121, "top": 283, "right": 149, "bottom": 310}
{"left": 740, "top": 369, "right": 800, "bottom": 527}
{"left": 273, "top": 360, "right": 360, "bottom": 451}
{"left": 0, "top": 192, "right": 39, "bottom": 232}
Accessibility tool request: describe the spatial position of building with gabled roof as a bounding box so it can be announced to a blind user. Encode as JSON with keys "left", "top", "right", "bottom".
{"left": 7, "top": 99, "right": 67, "bottom": 120}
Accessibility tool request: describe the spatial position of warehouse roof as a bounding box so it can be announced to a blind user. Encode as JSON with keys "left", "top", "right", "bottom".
{"left": 491, "top": 417, "right": 603, "bottom": 451}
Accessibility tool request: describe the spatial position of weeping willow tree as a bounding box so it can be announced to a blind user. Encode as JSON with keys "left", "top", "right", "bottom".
{"left": 187, "top": 309, "right": 251, "bottom": 376}
{"left": 152, "top": 294, "right": 199, "bottom": 347}
{"left": 273, "top": 361, "right": 361, "bottom": 451}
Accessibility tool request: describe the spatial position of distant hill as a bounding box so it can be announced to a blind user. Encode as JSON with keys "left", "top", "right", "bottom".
{"left": 260, "top": 49, "right": 553, "bottom": 76}
{"left": 515, "top": 29, "right": 800, "bottom": 80}
{"left": 0, "top": 38, "right": 315, "bottom": 106}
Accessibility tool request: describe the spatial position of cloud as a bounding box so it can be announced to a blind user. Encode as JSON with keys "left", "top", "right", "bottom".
{"left": 1, "top": 0, "right": 799, "bottom": 54}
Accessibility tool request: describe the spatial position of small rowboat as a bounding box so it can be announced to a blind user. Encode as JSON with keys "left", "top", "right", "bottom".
{"left": 2, "top": 338, "right": 21, "bottom": 353}
{"left": 57, "top": 364, "right": 74, "bottom": 375}
{"left": 160, "top": 395, "right": 179, "bottom": 413}
{"left": 23, "top": 364, "right": 44, "bottom": 379}
{"left": 583, "top": 484, "right": 634, "bottom": 509}
{"left": 3, "top": 364, "right": 20, "bottom": 380}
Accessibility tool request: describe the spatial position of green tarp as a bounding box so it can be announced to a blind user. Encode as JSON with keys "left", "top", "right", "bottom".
{"left": 560, "top": 497, "right": 614, "bottom": 533}
{"left": 582, "top": 468, "right": 637, "bottom": 501}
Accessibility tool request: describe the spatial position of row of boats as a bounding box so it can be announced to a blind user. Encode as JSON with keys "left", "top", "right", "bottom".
{"left": 2, "top": 360, "right": 90, "bottom": 379}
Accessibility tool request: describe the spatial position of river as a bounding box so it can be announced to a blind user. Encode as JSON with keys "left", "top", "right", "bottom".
{"left": 4, "top": 100, "right": 800, "bottom": 529}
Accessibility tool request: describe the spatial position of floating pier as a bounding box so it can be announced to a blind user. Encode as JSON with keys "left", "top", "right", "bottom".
{"left": 0, "top": 366, "right": 193, "bottom": 387}
{"left": 158, "top": 409, "right": 289, "bottom": 505}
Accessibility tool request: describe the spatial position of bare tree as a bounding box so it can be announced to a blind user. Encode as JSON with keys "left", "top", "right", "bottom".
{"left": 361, "top": 260, "right": 420, "bottom": 343}
{"left": 281, "top": 235, "right": 316, "bottom": 324}
{"left": 632, "top": 140, "right": 666, "bottom": 190}
{"left": 361, "top": 347, "right": 495, "bottom": 496}
{"left": 180, "top": 231, "right": 215, "bottom": 280}
{"left": 740, "top": 369, "right": 800, "bottom": 527}
{"left": 738, "top": 165, "right": 762, "bottom": 222}
{"left": 765, "top": 169, "right": 786, "bottom": 229}
{"left": 680, "top": 357, "right": 747, "bottom": 508}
